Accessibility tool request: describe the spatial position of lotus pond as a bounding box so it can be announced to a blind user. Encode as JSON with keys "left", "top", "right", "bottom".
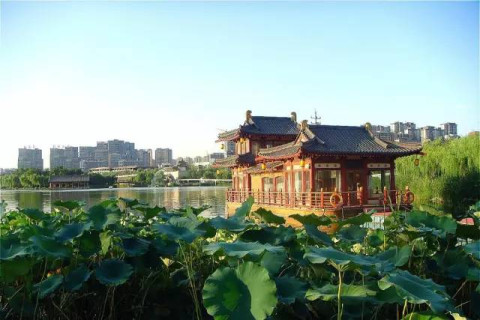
{"left": 0, "top": 198, "right": 479, "bottom": 319}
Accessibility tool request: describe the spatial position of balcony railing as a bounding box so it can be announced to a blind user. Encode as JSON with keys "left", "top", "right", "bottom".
{"left": 226, "top": 187, "right": 413, "bottom": 210}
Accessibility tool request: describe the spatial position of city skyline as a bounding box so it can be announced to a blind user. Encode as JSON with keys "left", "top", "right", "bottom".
{"left": 0, "top": 1, "right": 478, "bottom": 168}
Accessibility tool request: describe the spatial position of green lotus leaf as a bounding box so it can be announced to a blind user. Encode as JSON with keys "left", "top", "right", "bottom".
{"left": 376, "top": 246, "right": 412, "bottom": 268}
{"left": 87, "top": 205, "right": 121, "bottom": 231}
{"left": 135, "top": 206, "right": 165, "bottom": 220}
{"left": 253, "top": 208, "right": 285, "bottom": 225}
{"left": 64, "top": 265, "right": 91, "bottom": 291}
{"left": 168, "top": 214, "right": 201, "bottom": 230}
{"left": 99, "top": 230, "right": 112, "bottom": 254}
{"left": 378, "top": 270, "right": 453, "bottom": 313}
{"left": 336, "top": 225, "right": 367, "bottom": 243}
{"left": 304, "top": 246, "right": 382, "bottom": 273}
{"left": 178, "top": 205, "right": 211, "bottom": 216}
{"left": 0, "top": 200, "right": 6, "bottom": 219}
{"left": 467, "top": 268, "right": 480, "bottom": 282}
{"left": 0, "top": 257, "right": 34, "bottom": 282}
{"left": 34, "top": 274, "right": 63, "bottom": 299}
{"left": 209, "top": 216, "right": 252, "bottom": 232}
{"left": 152, "top": 238, "right": 179, "bottom": 257}
{"left": 30, "top": 235, "right": 72, "bottom": 258}
{"left": 53, "top": 200, "right": 84, "bottom": 211}
{"left": 404, "top": 211, "right": 457, "bottom": 238}
{"left": 260, "top": 250, "right": 287, "bottom": 275}
{"left": 304, "top": 224, "right": 333, "bottom": 246}
{"left": 239, "top": 225, "right": 296, "bottom": 246}
{"left": 306, "top": 283, "right": 376, "bottom": 302}
{"left": 400, "top": 312, "right": 448, "bottom": 320}
{"left": 433, "top": 250, "right": 469, "bottom": 280}
{"left": 204, "top": 241, "right": 285, "bottom": 260}
{"left": 463, "top": 241, "right": 480, "bottom": 260}
{"left": 338, "top": 213, "right": 372, "bottom": 228}
{"left": 203, "top": 262, "right": 277, "bottom": 320}
{"left": 77, "top": 231, "right": 101, "bottom": 257}
{"left": 20, "top": 208, "right": 45, "bottom": 220}
{"left": 275, "top": 276, "right": 308, "bottom": 304}
{"left": 54, "top": 222, "right": 92, "bottom": 242}
{"left": 0, "top": 238, "right": 32, "bottom": 260}
{"left": 121, "top": 237, "right": 150, "bottom": 256}
{"left": 290, "top": 213, "right": 333, "bottom": 226}
{"left": 152, "top": 223, "right": 204, "bottom": 243}
{"left": 367, "top": 229, "right": 385, "bottom": 247}
{"left": 95, "top": 259, "right": 133, "bottom": 286}
{"left": 233, "top": 196, "right": 254, "bottom": 219}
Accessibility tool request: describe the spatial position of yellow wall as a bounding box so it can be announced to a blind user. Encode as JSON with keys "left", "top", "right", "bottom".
{"left": 250, "top": 172, "right": 284, "bottom": 191}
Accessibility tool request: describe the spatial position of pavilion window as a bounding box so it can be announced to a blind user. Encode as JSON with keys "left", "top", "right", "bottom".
{"left": 238, "top": 175, "right": 244, "bottom": 190}
{"left": 368, "top": 170, "right": 391, "bottom": 196}
{"left": 315, "top": 170, "right": 341, "bottom": 192}
{"left": 275, "top": 176, "right": 284, "bottom": 192}
{"left": 263, "top": 177, "right": 273, "bottom": 192}
{"left": 294, "top": 172, "right": 302, "bottom": 193}
{"left": 251, "top": 142, "right": 260, "bottom": 155}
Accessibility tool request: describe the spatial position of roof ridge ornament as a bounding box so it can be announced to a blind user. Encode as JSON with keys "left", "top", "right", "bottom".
{"left": 291, "top": 112, "right": 297, "bottom": 123}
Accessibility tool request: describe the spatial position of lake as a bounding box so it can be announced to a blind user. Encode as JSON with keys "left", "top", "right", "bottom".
{"left": 0, "top": 186, "right": 228, "bottom": 218}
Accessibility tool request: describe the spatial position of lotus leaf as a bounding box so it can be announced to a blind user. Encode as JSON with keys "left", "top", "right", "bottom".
{"left": 376, "top": 246, "right": 412, "bottom": 268}
{"left": 337, "top": 213, "right": 373, "bottom": 228}
{"left": 55, "top": 222, "right": 92, "bottom": 242}
{"left": 135, "top": 206, "right": 165, "bottom": 220}
{"left": 20, "top": 208, "right": 45, "bottom": 220}
{"left": 153, "top": 223, "right": 204, "bottom": 243}
{"left": 77, "top": 231, "right": 101, "bottom": 257}
{"left": 209, "top": 216, "right": 252, "bottom": 232}
{"left": 99, "top": 230, "right": 112, "bottom": 254}
{"left": 121, "top": 237, "right": 150, "bottom": 256}
{"left": 304, "top": 246, "right": 382, "bottom": 273}
{"left": 290, "top": 213, "right": 333, "bottom": 226}
{"left": 304, "top": 224, "right": 333, "bottom": 246}
{"left": 400, "top": 312, "right": 448, "bottom": 320}
{"left": 404, "top": 211, "right": 457, "bottom": 238}
{"left": 204, "top": 241, "right": 285, "bottom": 260}
{"left": 463, "top": 241, "right": 480, "bottom": 260}
{"left": 202, "top": 262, "right": 277, "bottom": 320}
{"left": 306, "top": 283, "right": 376, "bottom": 302}
{"left": 260, "top": 250, "right": 287, "bottom": 275}
{"left": 275, "top": 276, "right": 308, "bottom": 304}
{"left": 336, "top": 225, "right": 368, "bottom": 243}
{"left": 64, "top": 265, "right": 91, "bottom": 291}
{"left": 253, "top": 208, "right": 286, "bottom": 225}
{"left": 0, "top": 238, "right": 32, "bottom": 260}
{"left": 152, "top": 238, "right": 179, "bottom": 257}
{"left": 87, "top": 205, "right": 121, "bottom": 230}
{"left": 378, "top": 270, "right": 453, "bottom": 313}
{"left": 34, "top": 274, "right": 63, "bottom": 298}
{"left": 30, "top": 235, "right": 72, "bottom": 258}
{"left": 95, "top": 259, "right": 133, "bottom": 286}
{"left": 53, "top": 200, "right": 83, "bottom": 211}
{"left": 232, "top": 196, "right": 254, "bottom": 219}
{"left": 239, "top": 225, "right": 296, "bottom": 245}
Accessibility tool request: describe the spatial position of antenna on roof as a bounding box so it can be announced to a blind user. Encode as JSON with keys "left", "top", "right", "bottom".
{"left": 310, "top": 109, "right": 321, "bottom": 125}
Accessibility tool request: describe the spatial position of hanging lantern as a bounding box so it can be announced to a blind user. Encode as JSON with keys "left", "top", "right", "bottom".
{"left": 216, "top": 170, "right": 220, "bottom": 175}
{"left": 300, "top": 159, "right": 305, "bottom": 167}
{"left": 261, "top": 163, "right": 266, "bottom": 170}
{"left": 240, "top": 137, "right": 245, "bottom": 143}
{"left": 414, "top": 158, "right": 420, "bottom": 166}
{"left": 220, "top": 144, "right": 225, "bottom": 150}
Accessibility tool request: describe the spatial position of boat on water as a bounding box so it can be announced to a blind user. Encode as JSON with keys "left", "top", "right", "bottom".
{"left": 213, "top": 110, "right": 423, "bottom": 226}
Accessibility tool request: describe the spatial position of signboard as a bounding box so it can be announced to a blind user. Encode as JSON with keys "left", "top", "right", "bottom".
{"left": 315, "top": 163, "right": 341, "bottom": 169}
{"left": 367, "top": 163, "right": 391, "bottom": 169}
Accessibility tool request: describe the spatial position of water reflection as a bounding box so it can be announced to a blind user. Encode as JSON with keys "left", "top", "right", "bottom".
{"left": 0, "top": 187, "right": 227, "bottom": 217}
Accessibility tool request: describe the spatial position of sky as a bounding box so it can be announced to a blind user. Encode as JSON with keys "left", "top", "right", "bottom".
{"left": 0, "top": 1, "right": 478, "bottom": 168}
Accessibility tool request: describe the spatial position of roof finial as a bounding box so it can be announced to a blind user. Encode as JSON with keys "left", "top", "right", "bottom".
{"left": 310, "top": 109, "right": 321, "bottom": 124}
{"left": 246, "top": 110, "right": 252, "bottom": 122}
{"left": 301, "top": 120, "right": 309, "bottom": 130}
{"left": 291, "top": 112, "right": 297, "bottom": 123}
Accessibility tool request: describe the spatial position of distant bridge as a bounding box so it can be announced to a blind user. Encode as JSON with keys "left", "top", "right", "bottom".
{"left": 178, "top": 178, "right": 232, "bottom": 186}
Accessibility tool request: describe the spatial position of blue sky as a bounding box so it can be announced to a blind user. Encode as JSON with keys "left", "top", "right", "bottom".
{"left": 0, "top": 1, "right": 478, "bottom": 168}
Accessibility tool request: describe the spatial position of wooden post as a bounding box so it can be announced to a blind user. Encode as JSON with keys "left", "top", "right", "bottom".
{"left": 320, "top": 188, "right": 324, "bottom": 208}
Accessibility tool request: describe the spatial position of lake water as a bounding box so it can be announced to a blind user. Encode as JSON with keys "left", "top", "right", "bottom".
{"left": 0, "top": 186, "right": 228, "bottom": 218}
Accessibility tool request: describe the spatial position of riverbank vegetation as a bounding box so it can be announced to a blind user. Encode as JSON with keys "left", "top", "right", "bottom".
{"left": 395, "top": 135, "right": 480, "bottom": 218}
{"left": 1, "top": 197, "right": 479, "bottom": 319}
{"left": 0, "top": 166, "right": 231, "bottom": 189}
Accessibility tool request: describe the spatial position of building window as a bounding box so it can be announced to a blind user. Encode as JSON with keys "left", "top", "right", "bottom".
{"left": 238, "top": 175, "right": 244, "bottom": 190}
{"left": 275, "top": 176, "right": 284, "bottom": 192}
{"left": 252, "top": 142, "right": 260, "bottom": 155}
{"left": 294, "top": 171, "right": 302, "bottom": 192}
{"left": 315, "top": 170, "right": 341, "bottom": 192}
{"left": 368, "top": 170, "right": 391, "bottom": 197}
{"left": 263, "top": 177, "right": 273, "bottom": 192}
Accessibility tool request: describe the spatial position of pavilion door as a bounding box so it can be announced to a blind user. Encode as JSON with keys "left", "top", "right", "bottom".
{"left": 346, "top": 170, "right": 363, "bottom": 205}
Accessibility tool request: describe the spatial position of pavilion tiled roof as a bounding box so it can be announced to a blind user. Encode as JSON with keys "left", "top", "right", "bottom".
{"left": 245, "top": 161, "right": 284, "bottom": 174}
{"left": 212, "top": 153, "right": 256, "bottom": 168}
{"left": 49, "top": 175, "right": 90, "bottom": 183}
{"left": 257, "top": 125, "right": 422, "bottom": 160}
{"left": 216, "top": 114, "right": 299, "bottom": 142}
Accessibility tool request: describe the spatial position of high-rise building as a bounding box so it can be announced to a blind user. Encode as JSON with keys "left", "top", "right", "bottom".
{"left": 79, "top": 146, "right": 96, "bottom": 161}
{"left": 136, "top": 149, "right": 152, "bottom": 167}
{"left": 50, "top": 146, "right": 80, "bottom": 169}
{"left": 18, "top": 148, "right": 43, "bottom": 170}
{"left": 155, "top": 148, "right": 173, "bottom": 166}
{"left": 441, "top": 123, "right": 458, "bottom": 136}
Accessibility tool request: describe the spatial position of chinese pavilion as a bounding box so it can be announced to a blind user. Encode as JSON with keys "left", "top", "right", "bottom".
{"left": 214, "top": 111, "right": 423, "bottom": 224}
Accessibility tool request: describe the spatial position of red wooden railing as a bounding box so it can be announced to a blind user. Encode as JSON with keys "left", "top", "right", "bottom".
{"left": 225, "top": 186, "right": 413, "bottom": 210}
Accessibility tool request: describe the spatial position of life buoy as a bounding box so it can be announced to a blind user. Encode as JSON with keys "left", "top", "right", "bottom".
{"left": 330, "top": 193, "right": 343, "bottom": 208}
{"left": 403, "top": 191, "right": 415, "bottom": 204}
